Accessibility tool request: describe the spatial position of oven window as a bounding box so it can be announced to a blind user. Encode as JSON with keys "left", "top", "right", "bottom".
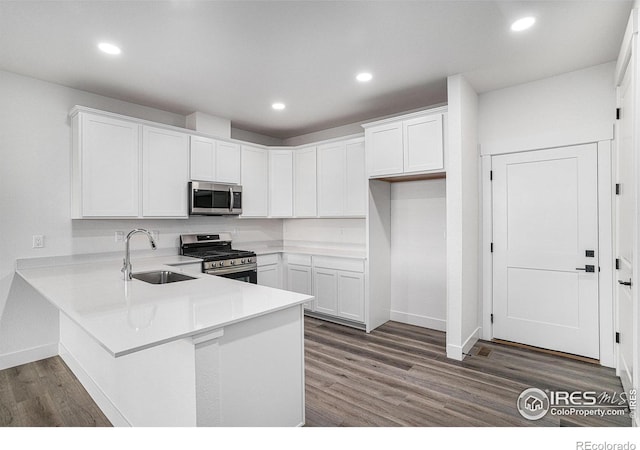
{"left": 216, "top": 270, "right": 257, "bottom": 284}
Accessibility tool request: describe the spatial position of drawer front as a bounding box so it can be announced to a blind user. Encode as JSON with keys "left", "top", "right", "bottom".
{"left": 257, "top": 253, "right": 280, "bottom": 266}
{"left": 284, "top": 253, "right": 312, "bottom": 266}
{"left": 312, "top": 256, "right": 364, "bottom": 272}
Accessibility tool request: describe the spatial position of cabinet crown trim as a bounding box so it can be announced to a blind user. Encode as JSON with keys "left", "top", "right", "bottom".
{"left": 361, "top": 105, "right": 448, "bottom": 129}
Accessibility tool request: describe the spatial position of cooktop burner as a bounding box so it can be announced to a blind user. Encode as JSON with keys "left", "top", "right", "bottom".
{"left": 187, "top": 249, "right": 255, "bottom": 261}
{"left": 179, "top": 232, "right": 256, "bottom": 262}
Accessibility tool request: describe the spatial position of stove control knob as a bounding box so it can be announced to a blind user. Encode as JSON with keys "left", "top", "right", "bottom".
{"left": 230, "top": 260, "right": 235, "bottom": 265}
{"left": 219, "top": 261, "right": 224, "bottom": 267}
{"left": 241, "top": 259, "right": 245, "bottom": 264}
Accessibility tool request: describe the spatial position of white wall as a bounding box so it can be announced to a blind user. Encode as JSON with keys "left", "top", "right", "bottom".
{"left": 0, "top": 70, "right": 283, "bottom": 368}
{"left": 390, "top": 180, "right": 446, "bottom": 331}
{"left": 478, "top": 62, "right": 616, "bottom": 155}
{"left": 282, "top": 104, "right": 447, "bottom": 147}
{"left": 282, "top": 123, "right": 364, "bottom": 147}
{"left": 446, "top": 74, "right": 480, "bottom": 361}
{"left": 231, "top": 127, "right": 283, "bottom": 146}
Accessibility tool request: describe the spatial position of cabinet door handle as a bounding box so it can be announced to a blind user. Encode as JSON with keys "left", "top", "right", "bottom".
{"left": 618, "top": 280, "right": 632, "bottom": 287}
{"left": 576, "top": 265, "right": 595, "bottom": 272}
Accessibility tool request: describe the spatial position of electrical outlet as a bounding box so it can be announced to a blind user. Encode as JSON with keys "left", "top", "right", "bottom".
{"left": 32, "top": 235, "right": 44, "bottom": 248}
{"left": 115, "top": 231, "right": 124, "bottom": 242}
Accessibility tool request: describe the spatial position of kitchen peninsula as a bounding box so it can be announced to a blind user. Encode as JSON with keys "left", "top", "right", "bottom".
{"left": 16, "top": 254, "right": 311, "bottom": 427}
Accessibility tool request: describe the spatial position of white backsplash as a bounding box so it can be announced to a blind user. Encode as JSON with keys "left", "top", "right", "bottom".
{"left": 282, "top": 218, "right": 366, "bottom": 251}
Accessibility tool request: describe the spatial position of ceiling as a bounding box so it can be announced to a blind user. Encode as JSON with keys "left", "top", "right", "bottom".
{"left": 0, "top": 1, "right": 633, "bottom": 139}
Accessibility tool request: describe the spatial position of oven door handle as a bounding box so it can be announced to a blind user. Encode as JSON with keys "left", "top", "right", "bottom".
{"left": 229, "top": 186, "right": 234, "bottom": 212}
{"left": 206, "top": 264, "right": 257, "bottom": 276}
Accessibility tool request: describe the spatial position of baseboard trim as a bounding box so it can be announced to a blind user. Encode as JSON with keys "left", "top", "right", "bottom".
{"left": 462, "top": 327, "right": 480, "bottom": 355}
{"left": 446, "top": 327, "right": 480, "bottom": 361}
{"left": 0, "top": 343, "right": 58, "bottom": 370}
{"left": 58, "top": 343, "right": 130, "bottom": 427}
{"left": 304, "top": 311, "right": 366, "bottom": 331}
{"left": 389, "top": 311, "right": 446, "bottom": 332}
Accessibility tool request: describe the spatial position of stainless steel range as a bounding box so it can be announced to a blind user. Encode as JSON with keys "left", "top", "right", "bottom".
{"left": 180, "top": 233, "right": 257, "bottom": 283}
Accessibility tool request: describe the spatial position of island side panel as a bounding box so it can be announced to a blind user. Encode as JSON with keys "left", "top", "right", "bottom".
{"left": 195, "top": 304, "right": 305, "bottom": 426}
{"left": 59, "top": 313, "right": 197, "bottom": 426}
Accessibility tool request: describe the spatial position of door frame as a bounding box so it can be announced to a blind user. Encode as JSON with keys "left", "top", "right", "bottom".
{"left": 614, "top": 10, "right": 639, "bottom": 417}
{"left": 480, "top": 141, "right": 615, "bottom": 367}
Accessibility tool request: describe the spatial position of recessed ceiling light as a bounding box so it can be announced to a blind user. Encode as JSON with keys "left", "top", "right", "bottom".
{"left": 272, "top": 102, "right": 286, "bottom": 111}
{"left": 511, "top": 16, "right": 536, "bottom": 32}
{"left": 356, "top": 72, "right": 373, "bottom": 82}
{"left": 98, "top": 42, "right": 121, "bottom": 55}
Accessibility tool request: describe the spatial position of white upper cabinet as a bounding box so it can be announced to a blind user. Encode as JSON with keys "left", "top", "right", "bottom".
{"left": 216, "top": 141, "right": 241, "bottom": 184}
{"left": 189, "top": 136, "right": 240, "bottom": 184}
{"left": 268, "top": 149, "right": 294, "bottom": 217}
{"left": 293, "top": 146, "right": 317, "bottom": 217}
{"left": 364, "top": 109, "right": 446, "bottom": 178}
{"left": 317, "top": 142, "right": 345, "bottom": 217}
{"left": 240, "top": 145, "right": 269, "bottom": 217}
{"left": 317, "top": 137, "right": 366, "bottom": 217}
{"left": 365, "top": 122, "right": 403, "bottom": 178}
{"left": 142, "top": 126, "right": 189, "bottom": 218}
{"left": 403, "top": 114, "right": 443, "bottom": 173}
{"left": 73, "top": 112, "right": 140, "bottom": 218}
{"left": 71, "top": 108, "right": 192, "bottom": 219}
{"left": 190, "top": 136, "right": 216, "bottom": 181}
{"left": 345, "top": 140, "right": 366, "bottom": 216}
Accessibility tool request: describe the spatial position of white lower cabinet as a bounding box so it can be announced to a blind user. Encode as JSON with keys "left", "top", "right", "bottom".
{"left": 257, "top": 254, "right": 282, "bottom": 289}
{"left": 313, "top": 268, "right": 339, "bottom": 316}
{"left": 284, "top": 254, "right": 313, "bottom": 310}
{"left": 286, "top": 264, "right": 313, "bottom": 310}
{"left": 337, "top": 271, "right": 365, "bottom": 322}
{"left": 311, "top": 256, "right": 365, "bottom": 323}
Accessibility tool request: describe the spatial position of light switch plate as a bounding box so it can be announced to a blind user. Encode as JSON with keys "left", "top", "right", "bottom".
{"left": 115, "top": 231, "right": 124, "bottom": 242}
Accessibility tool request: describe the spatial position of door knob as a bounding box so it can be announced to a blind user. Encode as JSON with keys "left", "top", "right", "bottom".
{"left": 618, "top": 279, "right": 632, "bottom": 287}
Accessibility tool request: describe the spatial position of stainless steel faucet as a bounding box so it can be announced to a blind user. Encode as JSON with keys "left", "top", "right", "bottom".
{"left": 122, "top": 229, "right": 157, "bottom": 281}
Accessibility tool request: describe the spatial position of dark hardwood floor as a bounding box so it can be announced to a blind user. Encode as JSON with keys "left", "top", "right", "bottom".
{"left": 0, "top": 356, "right": 110, "bottom": 426}
{"left": 304, "top": 317, "right": 631, "bottom": 427}
{"left": 0, "top": 317, "right": 630, "bottom": 427}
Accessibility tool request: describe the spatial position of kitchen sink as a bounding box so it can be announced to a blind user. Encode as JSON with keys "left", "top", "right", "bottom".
{"left": 131, "top": 270, "right": 197, "bottom": 284}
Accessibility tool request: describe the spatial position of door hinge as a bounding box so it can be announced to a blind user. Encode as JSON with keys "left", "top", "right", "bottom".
{"left": 616, "top": 183, "right": 621, "bottom": 195}
{"left": 616, "top": 108, "right": 621, "bottom": 120}
{"left": 490, "top": 313, "right": 494, "bottom": 324}
{"left": 490, "top": 170, "right": 493, "bottom": 181}
{"left": 615, "top": 332, "right": 620, "bottom": 344}
{"left": 616, "top": 258, "right": 620, "bottom": 270}
{"left": 490, "top": 242, "right": 494, "bottom": 253}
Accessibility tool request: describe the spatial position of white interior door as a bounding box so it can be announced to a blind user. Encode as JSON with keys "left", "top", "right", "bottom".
{"left": 615, "top": 57, "right": 634, "bottom": 390}
{"left": 493, "top": 144, "right": 600, "bottom": 359}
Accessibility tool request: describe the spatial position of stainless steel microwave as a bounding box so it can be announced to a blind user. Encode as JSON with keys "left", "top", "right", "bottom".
{"left": 188, "top": 181, "right": 242, "bottom": 215}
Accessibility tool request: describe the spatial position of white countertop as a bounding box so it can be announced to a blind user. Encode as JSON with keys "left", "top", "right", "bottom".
{"left": 252, "top": 246, "right": 367, "bottom": 259}
{"left": 16, "top": 255, "right": 312, "bottom": 358}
